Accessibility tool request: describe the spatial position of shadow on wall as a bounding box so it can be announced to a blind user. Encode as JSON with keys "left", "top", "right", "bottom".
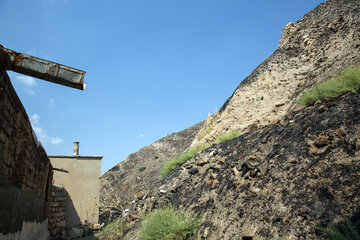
{"left": 65, "top": 195, "right": 81, "bottom": 228}
{"left": 65, "top": 195, "right": 99, "bottom": 240}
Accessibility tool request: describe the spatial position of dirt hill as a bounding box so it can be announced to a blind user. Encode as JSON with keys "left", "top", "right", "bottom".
{"left": 99, "top": 0, "right": 360, "bottom": 239}
{"left": 127, "top": 91, "right": 360, "bottom": 239}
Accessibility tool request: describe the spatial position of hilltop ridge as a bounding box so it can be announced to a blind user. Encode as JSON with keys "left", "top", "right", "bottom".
{"left": 191, "top": 0, "right": 360, "bottom": 146}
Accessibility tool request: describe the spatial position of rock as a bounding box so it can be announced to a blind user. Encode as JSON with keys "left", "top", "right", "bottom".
{"left": 196, "top": 157, "right": 209, "bottom": 166}
{"left": 188, "top": 168, "right": 199, "bottom": 175}
{"left": 246, "top": 155, "right": 258, "bottom": 168}
{"left": 127, "top": 214, "right": 139, "bottom": 225}
{"left": 211, "top": 179, "right": 220, "bottom": 189}
{"left": 92, "top": 223, "right": 104, "bottom": 231}
{"left": 232, "top": 167, "right": 240, "bottom": 175}
{"left": 336, "top": 127, "right": 346, "bottom": 137}
{"left": 69, "top": 227, "right": 83, "bottom": 239}
{"left": 315, "top": 135, "right": 330, "bottom": 147}
{"left": 307, "top": 141, "right": 318, "bottom": 154}
{"left": 240, "top": 225, "right": 261, "bottom": 238}
{"left": 328, "top": 22, "right": 336, "bottom": 29}
{"left": 209, "top": 151, "right": 216, "bottom": 157}
{"left": 83, "top": 225, "right": 91, "bottom": 235}
{"left": 257, "top": 161, "right": 268, "bottom": 175}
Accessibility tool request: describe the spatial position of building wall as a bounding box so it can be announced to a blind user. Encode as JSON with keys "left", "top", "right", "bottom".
{"left": 49, "top": 155, "right": 102, "bottom": 228}
{"left": 0, "top": 70, "right": 52, "bottom": 239}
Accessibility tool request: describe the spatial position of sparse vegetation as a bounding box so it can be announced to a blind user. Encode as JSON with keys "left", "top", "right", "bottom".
{"left": 290, "top": 29, "right": 297, "bottom": 37}
{"left": 318, "top": 204, "right": 360, "bottom": 240}
{"left": 298, "top": 64, "right": 360, "bottom": 106}
{"left": 160, "top": 145, "right": 209, "bottom": 177}
{"left": 96, "top": 218, "right": 129, "bottom": 240}
{"left": 215, "top": 129, "right": 241, "bottom": 144}
{"left": 139, "top": 205, "right": 203, "bottom": 240}
{"left": 139, "top": 166, "right": 146, "bottom": 172}
{"left": 319, "top": 218, "right": 360, "bottom": 240}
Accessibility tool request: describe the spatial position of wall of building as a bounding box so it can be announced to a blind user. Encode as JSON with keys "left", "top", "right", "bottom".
{"left": 0, "top": 70, "right": 52, "bottom": 239}
{"left": 49, "top": 155, "right": 102, "bottom": 228}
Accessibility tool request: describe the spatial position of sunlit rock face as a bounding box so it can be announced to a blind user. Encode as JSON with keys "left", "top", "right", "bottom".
{"left": 192, "top": 0, "right": 360, "bottom": 147}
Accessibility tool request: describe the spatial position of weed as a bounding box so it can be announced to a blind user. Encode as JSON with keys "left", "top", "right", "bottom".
{"left": 299, "top": 22, "right": 306, "bottom": 28}
{"left": 298, "top": 64, "right": 360, "bottom": 106}
{"left": 318, "top": 218, "right": 360, "bottom": 240}
{"left": 215, "top": 129, "right": 241, "bottom": 144}
{"left": 317, "top": 203, "right": 360, "bottom": 240}
{"left": 290, "top": 29, "right": 297, "bottom": 37}
{"left": 138, "top": 166, "right": 146, "bottom": 172}
{"left": 160, "top": 145, "right": 209, "bottom": 177}
{"left": 306, "top": 71, "right": 314, "bottom": 78}
{"left": 139, "top": 205, "right": 203, "bottom": 240}
{"left": 96, "top": 218, "right": 129, "bottom": 240}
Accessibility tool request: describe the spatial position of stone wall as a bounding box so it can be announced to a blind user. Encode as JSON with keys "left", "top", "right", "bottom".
{"left": 49, "top": 185, "right": 68, "bottom": 240}
{"left": 0, "top": 70, "right": 53, "bottom": 239}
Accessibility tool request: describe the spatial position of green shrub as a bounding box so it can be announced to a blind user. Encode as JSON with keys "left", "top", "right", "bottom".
{"left": 290, "top": 29, "right": 297, "bottom": 37}
{"left": 139, "top": 206, "right": 203, "bottom": 240}
{"left": 319, "top": 218, "right": 360, "bottom": 240}
{"left": 298, "top": 64, "right": 360, "bottom": 106}
{"left": 215, "top": 129, "right": 241, "bottom": 144}
{"left": 160, "top": 145, "right": 209, "bottom": 177}
{"left": 139, "top": 166, "right": 146, "bottom": 172}
{"left": 154, "top": 155, "right": 159, "bottom": 159}
{"left": 96, "top": 218, "right": 129, "bottom": 240}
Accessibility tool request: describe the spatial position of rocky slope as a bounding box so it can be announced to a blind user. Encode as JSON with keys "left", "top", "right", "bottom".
{"left": 99, "top": 0, "right": 360, "bottom": 238}
{"left": 127, "top": 91, "right": 360, "bottom": 239}
{"left": 191, "top": 0, "right": 360, "bottom": 147}
{"left": 99, "top": 121, "right": 204, "bottom": 222}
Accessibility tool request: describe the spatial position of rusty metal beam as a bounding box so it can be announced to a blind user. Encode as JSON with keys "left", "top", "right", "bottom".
{"left": 3, "top": 47, "right": 86, "bottom": 90}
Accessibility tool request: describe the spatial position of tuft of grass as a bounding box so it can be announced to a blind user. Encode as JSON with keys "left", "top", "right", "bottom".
{"left": 290, "top": 29, "right": 297, "bottom": 37}
{"left": 319, "top": 218, "right": 360, "bottom": 240}
{"left": 139, "top": 205, "right": 203, "bottom": 240}
{"left": 215, "top": 129, "right": 241, "bottom": 144}
{"left": 96, "top": 218, "right": 129, "bottom": 240}
{"left": 138, "top": 166, "right": 146, "bottom": 172}
{"left": 160, "top": 145, "right": 209, "bottom": 177}
{"left": 298, "top": 64, "right": 360, "bottom": 106}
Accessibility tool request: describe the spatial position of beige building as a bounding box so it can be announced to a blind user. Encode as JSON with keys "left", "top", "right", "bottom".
{"left": 49, "top": 142, "right": 102, "bottom": 228}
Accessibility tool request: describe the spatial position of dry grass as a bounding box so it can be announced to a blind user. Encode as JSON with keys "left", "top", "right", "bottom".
{"left": 298, "top": 64, "right": 360, "bottom": 106}
{"left": 160, "top": 145, "right": 209, "bottom": 177}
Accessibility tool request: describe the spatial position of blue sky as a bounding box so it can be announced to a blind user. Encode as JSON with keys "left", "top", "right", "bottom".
{"left": 0, "top": 0, "right": 325, "bottom": 174}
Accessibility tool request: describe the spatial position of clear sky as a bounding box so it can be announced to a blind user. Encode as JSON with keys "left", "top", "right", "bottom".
{"left": 0, "top": 0, "right": 325, "bottom": 174}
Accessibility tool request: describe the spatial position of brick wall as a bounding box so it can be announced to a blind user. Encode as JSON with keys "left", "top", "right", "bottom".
{"left": 0, "top": 70, "right": 53, "bottom": 238}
